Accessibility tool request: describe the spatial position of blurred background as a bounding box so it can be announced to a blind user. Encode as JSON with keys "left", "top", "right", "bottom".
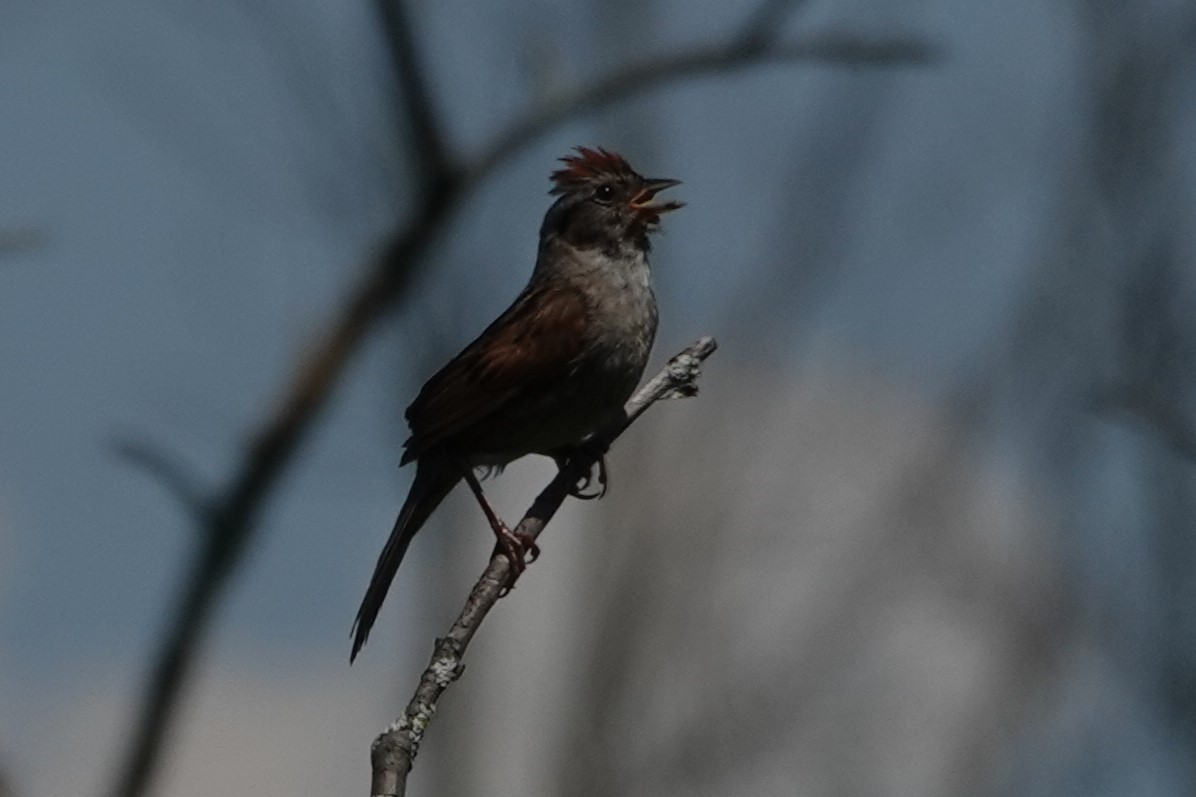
{"left": 3, "top": 0, "right": 1196, "bottom": 795}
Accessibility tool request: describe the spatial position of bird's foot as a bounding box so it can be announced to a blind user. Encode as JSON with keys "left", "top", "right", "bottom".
{"left": 492, "top": 524, "right": 540, "bottom": 596}
{"left": 461, "top": 464, "right": 539, "bottom": 590}
{"left": 569, "top": 455, "right": 607, "bottom": 500}
{"left": 559, "top": 439, "right": 610, "bottom": 500}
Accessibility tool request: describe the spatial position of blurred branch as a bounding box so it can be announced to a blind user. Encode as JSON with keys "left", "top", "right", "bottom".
{"left": 0, "top": 227, "right": 45, "bottom": 257}
{"left": 464, "top": 34, "right": 939, "bottom": 186}
{"left": 108, "top": 9, "right": 938, "bottom": 797}
{"left": 369, "top": 338, "right": 718, "bottom": 797}
{"left": 372, "top": 0, "right": 455, "bottom": 189}
{"left": 111, "top": 439, "right": 211, "bottom": 520}
{"left": 1094, "top": 384, "right": 1196, "bottom": 464}
{"left": 737, "top": 0, "right": 808, "bottom": 50}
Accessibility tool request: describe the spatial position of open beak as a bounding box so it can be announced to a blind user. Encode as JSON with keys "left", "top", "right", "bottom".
{"left": 629, "top": 178, "right": 684, "bottom": 216}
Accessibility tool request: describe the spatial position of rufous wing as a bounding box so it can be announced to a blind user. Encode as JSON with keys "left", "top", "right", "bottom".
{"left": 401, "top": 281, "right": 590, "bottom": 463}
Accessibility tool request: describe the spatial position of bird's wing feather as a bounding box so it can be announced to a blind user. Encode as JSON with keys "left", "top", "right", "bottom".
{"left": 402, "top": 281, "right": 590, "bottom": 461}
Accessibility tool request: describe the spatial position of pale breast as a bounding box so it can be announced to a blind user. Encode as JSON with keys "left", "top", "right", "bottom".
{"left": 466, "top": 247, "right": 659, "bottom": 465}
{"left": 576, "top": 249, "right": 658, "bottom": 380}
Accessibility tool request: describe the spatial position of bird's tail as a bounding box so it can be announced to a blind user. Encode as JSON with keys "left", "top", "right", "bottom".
{"left": 350, "top": 456, "right": 460, "bottom": 662}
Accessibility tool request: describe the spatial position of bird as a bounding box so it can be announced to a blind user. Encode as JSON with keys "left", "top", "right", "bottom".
{"left": 350, "top": 147, "right": 683, "bottom": 661}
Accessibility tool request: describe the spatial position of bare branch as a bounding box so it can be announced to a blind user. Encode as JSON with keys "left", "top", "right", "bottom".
{"left": 1094, "top": 384, "right": 1196, "bottom": 464}
{"left": 463, "top": 35, "right": 939, "bottom": 186}
{"left": 369, "top": 337, "right": 718, "bottom": 797}
{"left": 108, "top": 19, "right": 936, "bottom": 797}
{"left": 105, "top": 204, "right": 448, "bottom": 797}
{"left": 111, "top": 439, "right": 211, "bottom": 520}
{"left": 372, "top": 0, "right": 454, "bottom": 188}
{"left": 737, "top": 0, "right": 809, "bottom": 51}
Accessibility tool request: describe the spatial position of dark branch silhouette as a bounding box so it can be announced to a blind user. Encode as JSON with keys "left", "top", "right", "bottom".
{"left": 1095, "top": 385, "right": 1196, "bottom": 464}
{"left": 372, "top": 0, "right": 455, "bottom": 189}
{"left": 462, "top": 36, "right": 938, "bottom": 187}
{"left": 111, "top": 439, "right": 211, "bottom": 521}
{"left": 370, "top": 337, "right": 718, "bottom": 797}
{"left": 737, "top": 0, "right": 809, "bottom": 49}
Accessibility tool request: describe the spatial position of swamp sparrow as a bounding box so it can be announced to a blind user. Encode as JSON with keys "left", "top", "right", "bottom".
{"left": 351, "top": 147, "right": 682, "bottom": 661}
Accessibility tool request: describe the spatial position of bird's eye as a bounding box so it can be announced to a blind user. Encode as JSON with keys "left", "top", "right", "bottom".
{"left": 593, "top": 184, "right": 615, "bottom": 203}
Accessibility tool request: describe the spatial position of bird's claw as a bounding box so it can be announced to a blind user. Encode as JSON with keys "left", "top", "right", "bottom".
{"left": 493, "top": 526, "right": 540, "bottom": 596}
{"left": 519, "top": 532, "right": 541, "bottom": 564}
{"left": 565, "top": 452, "right": 608, "bottom": 500}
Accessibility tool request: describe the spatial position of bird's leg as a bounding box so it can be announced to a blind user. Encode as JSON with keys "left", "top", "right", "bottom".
{"left": 460, "top": 467, "right": 540, "bottom": 582}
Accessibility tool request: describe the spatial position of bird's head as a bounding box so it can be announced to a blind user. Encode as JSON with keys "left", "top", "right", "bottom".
{"left": 540, "top": 147, "right": 683, "bottom": 254}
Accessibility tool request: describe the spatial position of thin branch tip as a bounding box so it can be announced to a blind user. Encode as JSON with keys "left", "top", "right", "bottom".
{"left": 374, "top": 0, "right": 453, "bottom": 186}
{"left": 737, "top": 0, "right": 809, "bottom": 52}
{"left": 665, "top": 337, "right": 717, "bottom": 395}
{"left": 110, "top": 438, "right": 210, "bottom": 517}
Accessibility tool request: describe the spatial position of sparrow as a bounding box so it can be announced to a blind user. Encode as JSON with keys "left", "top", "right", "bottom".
{"left": 350, "top": 147, "right": 683, "bottom": 661}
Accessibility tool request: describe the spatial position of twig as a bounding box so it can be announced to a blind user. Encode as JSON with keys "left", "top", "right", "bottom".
{"left": 372, "top": 0, "right": 455, "bottom": 188}
{"left": 736, "top": 0, "right": 809, "bottom": 51}
{"left": 105, "top": 191, "right": 451, "bottom": 797}
{"left": 463, "top": 36, "right": 938, "bottom": 187}
{"left": 111, "top": 439, "right": 211, "bottom": 520}
{"left": 369, "top": 337, "right": 717, "bottom": 797}
{"left": 107, "top": 11, "right": 937, "bottom": 797}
